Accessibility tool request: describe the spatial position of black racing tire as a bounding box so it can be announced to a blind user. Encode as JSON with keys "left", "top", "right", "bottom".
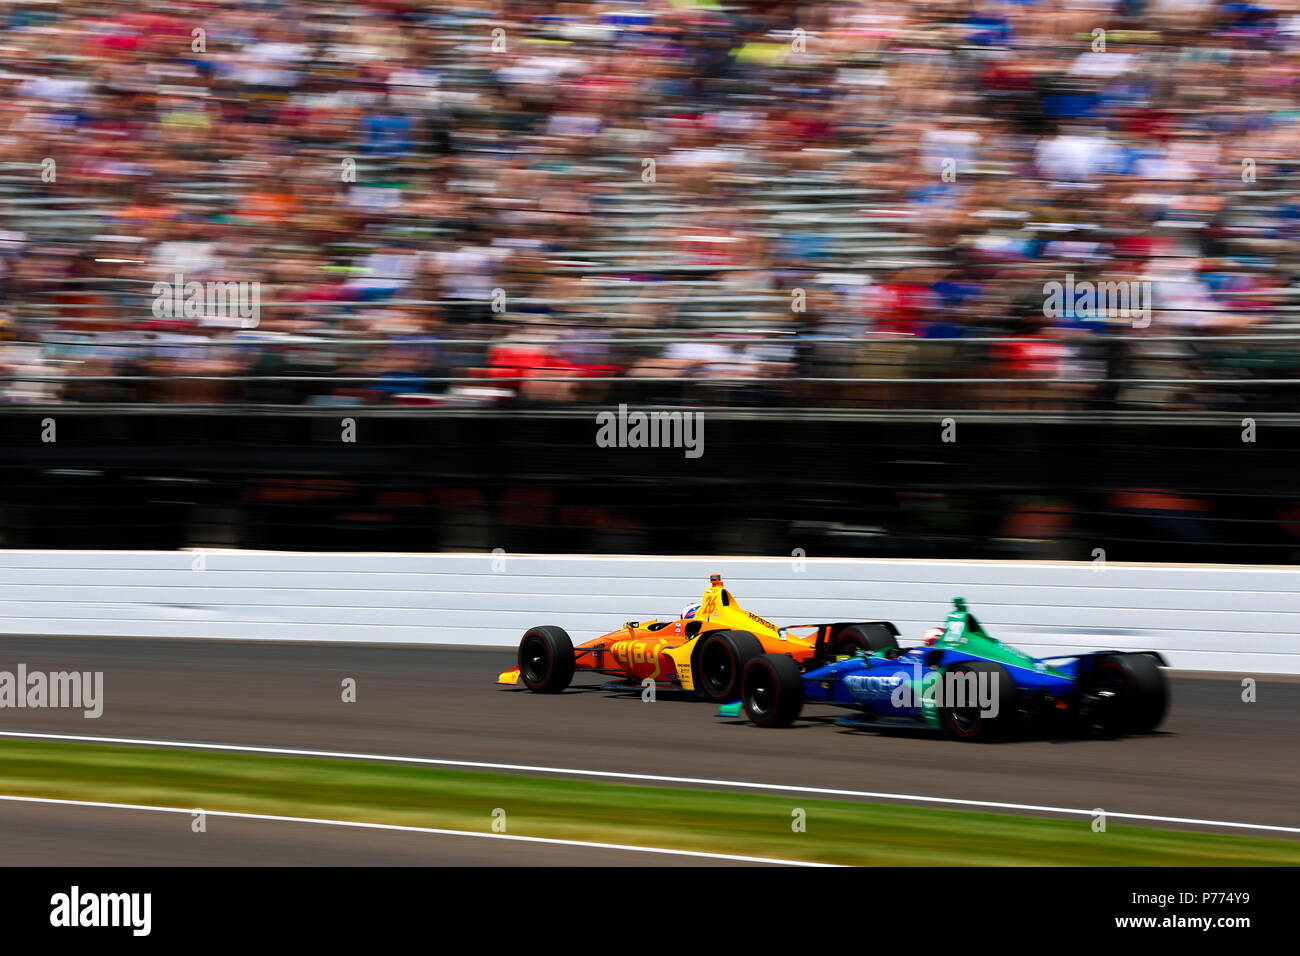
{"left": 1083, "top": 653, "right": 1168, "bottom": 736}
{"left": 834, "top": 624, "right": 900, "bottom": 656}
{"left": 742, "top": 653, "right": 804, "bottom": 727}
{"left": 692, "top": 629, "right": 765, "bottom": 703}
{"left": 938, "top": 660, "right": 1015, "bottom": 742}
{"left": 518, "top": 625, "right": 575, "bottom": 694}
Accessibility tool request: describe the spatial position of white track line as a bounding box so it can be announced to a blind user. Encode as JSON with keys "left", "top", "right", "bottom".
{"left": 0, "top": 793, "right": 831, "bottom": 866}
{"left": 2, "top": 729, "right": 1297, "bottom": 836}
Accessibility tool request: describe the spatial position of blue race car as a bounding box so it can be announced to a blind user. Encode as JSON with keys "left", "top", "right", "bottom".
{"left": 725, "top": 598, "right": 1169, "bottom": 741}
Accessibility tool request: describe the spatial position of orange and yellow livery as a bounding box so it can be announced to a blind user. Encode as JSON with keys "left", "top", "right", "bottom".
{"left": 497, "top": 574, "right": 900, "bottom": 702}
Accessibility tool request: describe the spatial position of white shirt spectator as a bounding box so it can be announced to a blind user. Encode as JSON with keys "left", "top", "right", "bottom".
{"left": 1035, "top": 133, "right": 1123, "bottom": 182}
{"left": 345, "top": 252, "right": 420, "bottom": 294}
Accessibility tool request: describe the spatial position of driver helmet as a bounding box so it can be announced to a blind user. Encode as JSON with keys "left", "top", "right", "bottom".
{"left": 680, "top": 603, "right": 701, "bottom": 620}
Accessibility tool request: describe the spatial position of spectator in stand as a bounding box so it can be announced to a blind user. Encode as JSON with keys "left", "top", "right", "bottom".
{"left": 0, "top": 0, "right": 1296, "bottom": 411}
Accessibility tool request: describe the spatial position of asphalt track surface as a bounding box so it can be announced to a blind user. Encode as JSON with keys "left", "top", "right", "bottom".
{"left": 0, "top": 636, "right": 1296, "bottom": 865}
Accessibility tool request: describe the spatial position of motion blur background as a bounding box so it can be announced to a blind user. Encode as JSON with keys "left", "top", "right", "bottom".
{"left": 2, "top": 0, "right": 1300, "bottom": 561}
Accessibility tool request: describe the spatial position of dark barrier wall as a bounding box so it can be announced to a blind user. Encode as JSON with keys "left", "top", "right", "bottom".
{"left": 1, "top": 410, "right": 1297, "bottom": 564}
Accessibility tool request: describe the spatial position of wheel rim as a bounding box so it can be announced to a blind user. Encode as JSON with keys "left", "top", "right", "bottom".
{"left": 946, "top": 669, "right": 981, "bottom": 736}
{"left": 948, "top": 706, "right": 981, "bottom": 736}
{"left": 746, "top": 668, "right": 774, "bottom": 718}
{"left": 1087, "top": 662, "right": 1131, "bottom": 731}
{"left": 701, "top": 641, "right": 735, "bottom": 696}
{"left": 522, "top": 637, "right": 549, "bottom": 684}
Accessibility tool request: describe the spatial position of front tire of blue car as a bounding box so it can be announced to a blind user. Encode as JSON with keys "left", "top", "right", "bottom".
{"left": 938, "top": 660, "right": 1015, "bottom": 742}
{"left": 742, "top": 653, "right": 804, "bottom": 727}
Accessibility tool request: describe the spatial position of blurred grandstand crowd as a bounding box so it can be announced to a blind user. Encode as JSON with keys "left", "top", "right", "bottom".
{"left": 2, "top": 0, "right": 1300, "bottom": 408}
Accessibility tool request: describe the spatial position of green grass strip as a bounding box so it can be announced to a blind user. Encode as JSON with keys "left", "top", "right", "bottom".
{"left": 0, "top": 739, "right": 1295, "bottom": 866}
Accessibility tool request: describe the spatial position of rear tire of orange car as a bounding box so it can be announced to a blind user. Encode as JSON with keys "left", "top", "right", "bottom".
{"left": 834, "top": 624, "right": 899, "bottom": 656}
{"left": 692, "top": 630, "right": 764, "bottom": 703}
{"left": 518, "top": 626, "right": 575, "bottom": 694}
{"left": 742, "top": 653, "right": 804, "bottom": 727}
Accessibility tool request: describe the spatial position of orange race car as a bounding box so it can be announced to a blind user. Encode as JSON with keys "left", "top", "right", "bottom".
{"left": 497, "top": 574, "right": 900, "bottom": 701}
